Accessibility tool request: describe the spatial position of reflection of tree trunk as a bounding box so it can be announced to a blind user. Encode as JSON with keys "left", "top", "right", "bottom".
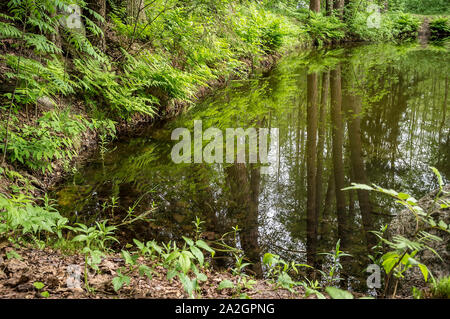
{"left": 345, "top": 87, "right": 376, "bottom": 250}
{"left": 190, "top": 165, "right": 225, "bottom": 269}
{"left": 439, "top": 76, "right": 448, "bottom": 145}
{"left": 320, "top": 172, "right": 335, "bottom": 239}
{"left": 225, "top": 163, "right": 262, "bottom": 278}
{"left": 306, "top": 73, "right": 319, "bottom": 267}
{"left": 316, "top": 72, "right": 329, "bottom": 226}
{"left": 247, "top": 164, "right": 262, "bottom": 277}
{"left": 330, "top": 66, "right": 348, "bottom": 249}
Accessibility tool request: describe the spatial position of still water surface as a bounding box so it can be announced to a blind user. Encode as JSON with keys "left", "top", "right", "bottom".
{"left": 54, "top": 42, "right": 449, "bottom": 291}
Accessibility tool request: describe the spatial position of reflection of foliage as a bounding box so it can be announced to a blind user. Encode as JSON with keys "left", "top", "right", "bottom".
{"left": 55, "top": 43, "right": 449, "bottom": 288}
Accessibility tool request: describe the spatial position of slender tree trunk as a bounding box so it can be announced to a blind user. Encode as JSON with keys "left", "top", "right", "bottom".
{"left": 127, "top": 0, "right": 146, "bottom": 23}
{"left": 334, "top": 0, "right": 344, "bottom": 19}
{"left": 326, "top": 0, "right": 333, "bottom": 15}
{"left": 99, "top": 0, "right": 106, "bottom": 51}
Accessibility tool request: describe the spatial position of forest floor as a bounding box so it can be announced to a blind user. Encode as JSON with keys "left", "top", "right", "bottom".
{"left": 0, "top": 242, "right": 313, "bottom": 299}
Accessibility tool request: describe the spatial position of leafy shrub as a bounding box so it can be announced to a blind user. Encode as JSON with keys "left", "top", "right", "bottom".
{"left": 0, "top": 110, "right": 87, "bottom": 173}
{"left": 390, "top": 12, "right": 420, "bottom": 40}
{"left": 304, "top": 12, "right": 346, "bottom": 46}
{"left": 0, "top": 193, "right": 67, "bottom": 238}
{"left": 1, "top": 55, "right": 74, "bottom": 106}
{"left": 430, "top": 17, "right": 450, "bottom": 39}
{"left": 344, "top": 167, "right": 449, "bottom": 298}
{"left": 348, "top": 11, "right": 419, "bottom": 42}
{"left": 73, "top": 58, "right": 157, "bottom": 119}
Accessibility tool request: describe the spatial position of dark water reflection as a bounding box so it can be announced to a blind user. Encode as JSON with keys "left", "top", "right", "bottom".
{"left": 53, "top": 42, "right": 449, "bottom": 292}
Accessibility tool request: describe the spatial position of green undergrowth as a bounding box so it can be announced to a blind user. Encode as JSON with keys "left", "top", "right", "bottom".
{"left": 0, "top": 1, "right": 429, "bottom": 186}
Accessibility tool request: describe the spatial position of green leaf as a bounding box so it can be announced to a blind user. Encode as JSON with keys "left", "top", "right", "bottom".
{"left": 40, "top": 291, "right": 50, "bottom": 298}
{"left": 167, "top": 269, "right": 178, "bottom": 280}
{"left": 397, "top": 192, "right": 410, "bottom": 200}
{"left": 325, "top": 286, "right": 354, "bottom": 299}
{"left": 430, "top": 166, "right": 443, "bottom": 189}
{"left": 196, "top": 273, "right": 208, "bottom": 282}
{"left": 112, "top": 273, "right": 130, "bottom": 292}
{"left": 218, "top": 279, "right": 234, "bottom": 290}
{"left": 6, "top": 250, "right": 22, "bottom": 260}
{"left": 178, "top": 273, "right": 194, "bottom": 296}
{"left": 133, "top": 239, "right": 145, "bottom": 251}
{"left": 182, "top": 236, "right": 194, "bottom": 247}
{"left": 179, "top": 252, "right": 191, "bottom": 274}
{"left": 342, "top": 183, "right": 374, "bottom": 191}
{"left": 122, "top": 250, "right": 136, "bottom": 266}
{"left": 418, "top": 264, "right": 429, "bottom": 282}
{"left": 138, "top": 264, "right": 152, "bottom": 279}
{"left": 438, "top": 220, "right": 447, "bottom": 230}
{"left": 72, "top": 234, "right": 88, "bottom": 242}
{"left": 263, "top": 253, "right": 276, "bottom": 266}
{"left": 165, "top": 251, "right": 179, "bottom": 263}
{"left": 33, "top": 282, "right": 45, "bottom": 290}
{"left": 196, "top": 240, "right": 215, "bottom": 257}
{"left": 190, "top": 246, "right": 204, "bottom": 266}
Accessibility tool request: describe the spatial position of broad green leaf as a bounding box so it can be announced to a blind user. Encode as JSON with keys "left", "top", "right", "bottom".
{"left": 218, "top": 279, "right": 234, "bottom": 290}
{"left": 167, "top": 269, "right": 178, "bottom": 280}
{"left": 398, "top": 193, "right": 410, "bottom": 200}
{"left": 263, "top": 253, "right": 276, "bottom": 266}
{"left": 179, "top": 252, "right": 191, "bottom": 274}
{"left": 190, "top": 246, "right": 204, "bottom": 266}
{"left": 325, "top": 286, "right": 354, "bottom": 299}
{"left": 196, "top": 240, "right": 215, "bottom": 257}
{"left": 196, "top": 273, "right": 208, "bottom": 282}
{"left": 138, "top": 264, "right": 152, "bottom": 279}
{"left": 178, "top": 273, "right": 194, "bottom": 296}
{"left": 418, "top": 264, "right": 429, "bottom": 282}
{"left": 438, "top": 220, "right": 447, "bottom": 230}
{"left": 121, "top": 250, "right": 135, "bottom": 266}
{"left": 165, "top": 251, "right": 179, "bottom": 263}
{"left": 33, "top": 282, "right": 45, "bottom": 290}
{"left": 182, "top": 236, "right": 194, "bottom": 247}
{"left": 72, "top": 234, "right": 88, "bottom": 242}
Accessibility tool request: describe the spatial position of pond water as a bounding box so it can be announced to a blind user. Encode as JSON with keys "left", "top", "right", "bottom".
{"left": 53, "top": 41, "right": 449, "bottom": 292}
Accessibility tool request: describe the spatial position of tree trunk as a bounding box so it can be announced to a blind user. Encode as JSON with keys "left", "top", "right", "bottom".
{"left": 99, "top": 0, "right": 106, "bottom": 51}
{"left": 310, "top": 0, "right": 320, "bottom": 13}
{"left": 326, "top": 0, "right": 333, "bottom": 16}
{"left": 334, "top": 0, "right": 344, "bottom": 19}
{"left": 127, "top": 0, "right": 146, "bottom": 23}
